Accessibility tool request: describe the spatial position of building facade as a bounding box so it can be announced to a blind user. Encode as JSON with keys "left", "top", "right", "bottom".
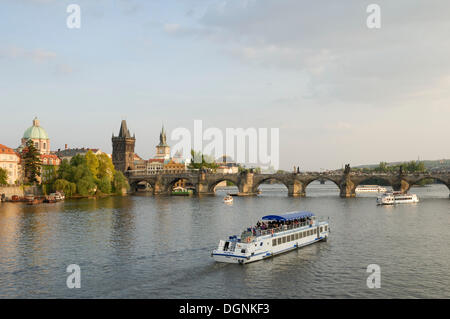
{"left": 0, "top": 144, "right": 21, "bottom": 184}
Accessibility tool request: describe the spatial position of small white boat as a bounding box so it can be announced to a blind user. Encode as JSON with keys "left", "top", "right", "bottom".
{"left": 377, "top": 191, "right": 419, "bottom": 205}
{"left": 223, "top": 195, "right": 233, "bottom": 203}
{"left": 211, "top": 211, "right": 329, "bottom": 264}
{"left": 356, "top": 185, "right": 387, "bottom": 193}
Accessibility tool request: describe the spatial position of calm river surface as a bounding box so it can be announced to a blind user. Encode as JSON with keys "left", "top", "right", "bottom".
{"left": 1, "top": 182, "right": 449, "bottom": 298}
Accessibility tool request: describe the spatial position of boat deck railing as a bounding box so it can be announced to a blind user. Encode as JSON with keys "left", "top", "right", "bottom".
{"left": 240, "top": 221, "right": 326, "bottom": 242}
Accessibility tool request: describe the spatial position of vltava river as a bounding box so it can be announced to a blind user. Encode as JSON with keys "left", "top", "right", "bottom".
{"left": 0, "top": 182, "right": 449, "bottom": 298}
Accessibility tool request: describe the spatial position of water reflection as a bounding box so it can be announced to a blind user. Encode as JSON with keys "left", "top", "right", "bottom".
{"left": 0, "top": 183, "right": 449, "bottom": 298}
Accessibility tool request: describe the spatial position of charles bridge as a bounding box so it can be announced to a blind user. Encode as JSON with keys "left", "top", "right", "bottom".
{"left": 125, "top": 169, "right": 450, "bottom": 198}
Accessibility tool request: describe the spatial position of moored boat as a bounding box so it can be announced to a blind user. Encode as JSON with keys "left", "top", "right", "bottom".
{"left": 171, "top": 187, "right": 193, "bottom": 196}
{"left": 212, "top": 211, "right": 329, "bottom": 264}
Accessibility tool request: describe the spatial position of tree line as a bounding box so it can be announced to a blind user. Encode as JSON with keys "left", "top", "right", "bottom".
{"left": 42, "top": 151, "right": 129, "bottom": 197}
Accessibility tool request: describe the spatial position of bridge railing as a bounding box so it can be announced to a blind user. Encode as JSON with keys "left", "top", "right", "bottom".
{"left": 241, "top": 221, "right": 314, "bottom": 241}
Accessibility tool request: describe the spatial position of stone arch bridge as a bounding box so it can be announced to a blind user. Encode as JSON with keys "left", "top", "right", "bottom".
{"left": 126, "top": 170, "right": 450, "bottom": 198}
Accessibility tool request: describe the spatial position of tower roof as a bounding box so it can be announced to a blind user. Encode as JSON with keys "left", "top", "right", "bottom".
{"left": 158, "top": 125, "right": 168, "bottom": 146}
{"left": 115, "top": 120, "right": 134, "bottom": 139}
{"left": 23, "top": 117, "right": 49, "bottom": 140}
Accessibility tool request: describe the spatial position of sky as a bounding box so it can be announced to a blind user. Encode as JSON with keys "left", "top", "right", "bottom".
{"left": 1, "top": 0, "right": 449, "bottom": 170}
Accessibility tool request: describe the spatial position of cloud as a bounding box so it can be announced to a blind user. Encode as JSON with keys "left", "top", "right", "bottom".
{"left": 165, "top": 0, "right": 450, "bottom": 107}
{"left": 0, "top": 45, "right": 56, "bottom": 62}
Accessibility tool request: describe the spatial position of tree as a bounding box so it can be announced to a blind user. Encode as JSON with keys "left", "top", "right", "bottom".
{"left": 22, "top": 139, "right": 41, "bottom": 184}
{"left": 188, "top": 149, "right": 219, "bottom": 170}
{"left": 113, "top": 170, "right": 129, "bottom": 194}
{"left": 97, "top": 153, "right": 115, "bottom": 180}
{"left": 54, "top": 179, "right": 76, "bottom": 197}
{"left": 0, "top": 167, "right": 8, "bottom": 185}
{"left": 86, "top": 150, "right": 99, "bottom": 177}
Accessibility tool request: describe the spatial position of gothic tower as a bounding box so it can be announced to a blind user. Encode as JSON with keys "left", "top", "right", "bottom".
{"left": 154, "top": 125, "right": 171, "bottom": 160}
{"left": 112, "top": 120, "right": 136, "bottom": 172}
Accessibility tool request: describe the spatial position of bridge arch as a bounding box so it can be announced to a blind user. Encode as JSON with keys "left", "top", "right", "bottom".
{"left": 129, "top": 179, "right": 156, "bottom": 193}
{"left": 302, "top": 176, "right": 341, "bottom": 190}
{"left": 352, "top": 176, "right": 394, "bottom": 188}
{"left": 165, "top": 177, "right": 196, "bottom": 194}
{"left": 208, "top": 178, "right": 241, "bottom": 193}
{"left": 252, "top": 177, "right": 290, "bottom": 194}
{"left": 408, "top": 176, "right": 450, "bottom": 192}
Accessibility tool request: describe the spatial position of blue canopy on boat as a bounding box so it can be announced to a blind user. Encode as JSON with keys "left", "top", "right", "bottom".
{"left": 261, "top": 211, "right": 314, "bottom": 221}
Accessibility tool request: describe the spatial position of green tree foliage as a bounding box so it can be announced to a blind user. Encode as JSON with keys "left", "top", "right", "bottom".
{"left": 188, "top": 150, "right": 219, "bottom": 170}
{"left": 54, "top": 179, "right": 77, "bottom": 197}
{"left": 97, "top": 153, "right": 115, "bottom": 180}
{"left": 113, "top": 170, "right": 129, "bottom": 194}
{"left": 97, "top": 176, "right": 112, "bottom": 194}
{"left": 0, "top": 167, "right": 8, "bottom": 185}
{"left": 50, "top": 153, "right": 128, "bottom": 197}
{"left": 86, "top": 150, "right": 99, "bottom": 177}
{"left": 22, "top": 139, "right": 41, "bottom": 184}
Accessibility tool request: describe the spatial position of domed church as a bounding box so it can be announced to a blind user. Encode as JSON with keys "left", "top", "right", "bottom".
{"left": 21, "top": 117, "right": 50, "bottom": 155}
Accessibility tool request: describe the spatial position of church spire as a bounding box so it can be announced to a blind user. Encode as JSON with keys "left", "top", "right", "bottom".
{"left": 159, "top": 125, "right": 167, "bottom": 146}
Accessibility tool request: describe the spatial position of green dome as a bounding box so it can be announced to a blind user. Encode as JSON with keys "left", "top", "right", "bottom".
{"left": 23, "top": 117, "right": 49, "bottom": 140}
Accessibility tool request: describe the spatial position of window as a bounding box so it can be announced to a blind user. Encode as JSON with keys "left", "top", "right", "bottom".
{"left": 272, "top": 239, "right": 277, "bottom": 246}
{"left": 325, "top": 226, "right": 328, "bottom": 231}
{"left": 35, "top": 142, "right": 39, "bottom": 148}
{"left": 295, "top": 233, "right": 299, "bottom": 240}
{"left": 277, "top": 238, "right": 282, "bottom": 245}
{"left": 320, "top": 227, "right": 323, "bottom": 232}
{"left": 282, "top": 237, "right": 286, "bottom": 243}
{"left": 241, "top": 249, "right": 246, "bottom": 253}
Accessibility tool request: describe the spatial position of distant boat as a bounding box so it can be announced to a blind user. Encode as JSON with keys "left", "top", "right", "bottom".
{"left": 171, "top": 187, "right": 193, "bottom": 196}
{"left": 356, "top": 185, "right": 387, "bottom": 193}
{"left": 377, "top": 191, "right": 419, "bottom": 205}
{"left": 224, "top": 195, "right": 233, "bottom": 203}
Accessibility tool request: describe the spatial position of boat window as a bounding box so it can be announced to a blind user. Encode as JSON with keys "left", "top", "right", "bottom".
{"left": 282, "top": 237, "right": 286, "bottom": 243}
{"left": 295, "top": 233, "right": 299, "bottom": 240}
{"left": 272, "top": 239, "right": 277, "bottom": 246}
{"left": 241, "top": 249, "right": 246, "bottom": 253}
{"left": 288, "top": 235, "right": 291, "bottom": 241}
{"left": 277, "top": 238, "right": 282, "bottom": 245}
{"left": 320, "top": 227, "right": 323, "bottom": 233}
{"left": 325, "top": 226, "right": 328, "bottom": 231}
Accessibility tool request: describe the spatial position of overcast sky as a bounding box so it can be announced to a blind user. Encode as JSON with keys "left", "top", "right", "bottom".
{"left": 1, "top": 0, "right": 449, "bottom": 170}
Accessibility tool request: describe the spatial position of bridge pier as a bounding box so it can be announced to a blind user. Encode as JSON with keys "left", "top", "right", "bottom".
{"left": 238, "top": 171, "right": 257, "bottom": 196}
{"left": 392, "top": 179, "right": 410, "bottom": 193}
{"left": 287, "top": 181, "right": 306, "bottom": 197}
{"left": 339, "top": 178, "right": 356, "bottom": 198}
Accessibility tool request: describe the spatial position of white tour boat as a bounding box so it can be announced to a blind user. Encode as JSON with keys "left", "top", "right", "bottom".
{"left": 377, "top": 191, "right": 419, "bottom": 205}
{"left": 356, "top": 185, "right": 387, "bottom": 193}
{"left": 211, "top": 211, "right": 329, "bottom": 264}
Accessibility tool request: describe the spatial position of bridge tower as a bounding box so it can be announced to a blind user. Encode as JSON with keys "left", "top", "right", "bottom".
{"left": 112, "top": 120, "right": 136, "bottom": 173}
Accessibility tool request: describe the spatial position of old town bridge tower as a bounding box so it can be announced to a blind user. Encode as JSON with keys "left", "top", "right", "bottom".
{"left": 112, "top": 120, "right": 135, "bottom": 173}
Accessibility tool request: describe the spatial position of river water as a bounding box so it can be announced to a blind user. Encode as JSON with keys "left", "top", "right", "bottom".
{"left": 0, "top": 182, "right": 449, "bottom": 298}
